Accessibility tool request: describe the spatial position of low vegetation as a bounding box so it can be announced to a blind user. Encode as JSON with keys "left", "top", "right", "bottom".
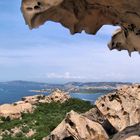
{"left": 0, "top": 98, "right": 94, "bottom": 140}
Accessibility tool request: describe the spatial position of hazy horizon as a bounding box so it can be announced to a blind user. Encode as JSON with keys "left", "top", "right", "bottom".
{"left": 0, "top": 1, "right": 140, "bottom": 83}
{"left": 0, "top": 80, "right": 135, "bottom": 85}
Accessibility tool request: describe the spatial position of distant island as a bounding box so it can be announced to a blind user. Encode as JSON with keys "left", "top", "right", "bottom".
{"left": 0, "top": 81, "right": 132, "bottom": 104}
{"left": 0, "top": 84, "right": 140, "bottom": 140}
{"left": 27, "top": 81, "right": 132, "bottom": 94}
{"left": 0, "top": 80, "right": 132, "bottom": 95}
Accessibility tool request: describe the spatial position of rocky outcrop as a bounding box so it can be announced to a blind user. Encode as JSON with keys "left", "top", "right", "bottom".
{"left": 112, "top": 123, "right": 140, "bottom": 140}
{"left": 0, "top": 103, "right": 33, "bottom": 119}
{"left": 44, "top": 89, "right": 70, "bottom": 103}
{"left": 22, "top": 89, "right": 70, "bottom": 104}
{"left": 22, "top": 94, "right": 46, "bottom": 104}
{"left": 83, "top": 107, "right": 117, "bottom": 136}
{"left": 21, "top": 0, "right": 140, "bottom": 54}
{"left": 44, "top": 110, "right": 109, "bottom": 140}
{"left": 96, "top": 84, "right": 140, "bottom": 131}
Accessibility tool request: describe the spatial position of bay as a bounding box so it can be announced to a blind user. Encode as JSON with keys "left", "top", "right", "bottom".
{"left": 0, "top": 83, "right": 106, "bottom": 104}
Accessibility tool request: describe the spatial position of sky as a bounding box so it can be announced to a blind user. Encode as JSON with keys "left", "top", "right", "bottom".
{"left": 0, "top": 1, "right": 140, "bottom": 83}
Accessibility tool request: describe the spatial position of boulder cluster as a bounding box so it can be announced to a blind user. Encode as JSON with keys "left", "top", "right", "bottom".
{"left": 22, "top": 89, "right": 70, "bottom": 104}
{"left": 0, "top": 102, "right": 33, "bottom": 120}
{"left": 45, "top": 85, "right": 140, "bottom": 140}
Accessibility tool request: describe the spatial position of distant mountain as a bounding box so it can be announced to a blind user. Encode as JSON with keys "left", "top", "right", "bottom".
{"left": 64, "top": 82, "right": 132, "bottom": 88}
{"left": 63, "top": 82, "right": 132, "bottom": 93}
{"left": 0, "top": 81, "right": 132, "bottom": 93}
{"left": 0, "top": 80, "right": 63, "bottom": 87}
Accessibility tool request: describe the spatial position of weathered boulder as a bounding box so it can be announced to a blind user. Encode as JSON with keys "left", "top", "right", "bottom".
{"left": 44, "top": 110, "right": 109, "bottom": 140}
{"left": 0, "top": 103, "right": 33, "bottom": 119}
{"left": 22, "top": 94, "right": 46, "bottom": 104}
{"left": 21, "top": 0, "right": 140, "bottom": 54}
{"left": 83, "top": 107, "right": 117, "bottom": 136}
{"left": 112, "top": 123, "right": 140, "bottom": 140}
{"left": 96, "top": 84, "right": 140, "bottom": 131}
{"left": 22, "top": 89, "right": 70, "bottom": 104}
{"left": 44, "top": 89, "right": 70, "bottom": 103}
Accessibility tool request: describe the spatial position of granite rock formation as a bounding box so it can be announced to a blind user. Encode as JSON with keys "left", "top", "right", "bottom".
{"left": 44, "top": 89, "right": 70, "bottom": 103}
{"left": 112, "top": 123, "right": 140, "bottom": 140}
{"left": 22, "top": 89, "right": 70, "bottom": 104}
{"left": 96, "top": 84, "right": 140, "bottom": 131}
{"left": 21, "top": 0, "right": 140, "bottom": 55}
{"left": 0, "top": 103, "right": 33, "bottom": 119}
{"left": 83, "top": 107, "right": 117, "bottom": 136}
{"left": 44, "top": 110, "right": 109, "bottom": 140}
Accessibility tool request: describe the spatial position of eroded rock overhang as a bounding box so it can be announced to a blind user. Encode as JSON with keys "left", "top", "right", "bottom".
{"left": 21, "top": 0, "right": 140, "bottom": 55}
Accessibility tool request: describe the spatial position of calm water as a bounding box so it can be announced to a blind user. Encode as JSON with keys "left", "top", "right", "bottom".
{"left": 0, "top": 84, "right": 106, "bottom": 104}
{"left": 70, "top": 93, "right": 105, "bottom": 104}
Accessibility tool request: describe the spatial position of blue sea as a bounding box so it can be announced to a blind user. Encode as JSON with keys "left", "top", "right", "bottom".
{"left": 0, "top": 82, "right": 106, "bottom": 104}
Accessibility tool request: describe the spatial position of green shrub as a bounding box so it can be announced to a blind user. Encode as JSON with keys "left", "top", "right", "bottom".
{"left": 21, "top": 126, "right": 30, "bottom": 133}
{"left": 15, "top": 132, "right": 23, "bottom": 137}
{"left": 0, "top": 98, "right": 94, "bottom": 140}
{"left": 1, "top": 116, "right": 11, "bottom": 122}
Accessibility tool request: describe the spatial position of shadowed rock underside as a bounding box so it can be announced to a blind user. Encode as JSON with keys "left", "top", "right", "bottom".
{"left": 21, "top": 0, "right": 140, "bottom": 55}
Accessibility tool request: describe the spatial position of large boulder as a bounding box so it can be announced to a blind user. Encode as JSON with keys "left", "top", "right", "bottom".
{"left": 21, "top": 0, "right": 140, "bottom": 54}
{"left": 44, "top": 89, "right": 70, "bottom": 103}
{"left": 22, "top": 89, "right": 70, "bottom": 104}
{"left": 44, "top": 110, "right": 109, "bottom": 140}
{"left": 22, "top": 94, "right": 46, "bottom": 104}
{"left": 83, "top": 107, "right": 117, "bottom": 136}
{"left": 112, "top": 123, "right": 140, "bottom": 140}
{"left": 96, "top": 85, "right": 140, "bottom": 131}
{"left": 0, "top": 103, "right": 33, "bottom": 119}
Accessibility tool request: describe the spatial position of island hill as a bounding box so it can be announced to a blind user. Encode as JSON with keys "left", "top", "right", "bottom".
{"left": 0, "top": 81, "right": 131, "bottom": 95}
{"left": 29, "top": 82, "right": 131, "bottom": 94}
{"left": 0, "top": 84, "right": 140, "bottom": 140}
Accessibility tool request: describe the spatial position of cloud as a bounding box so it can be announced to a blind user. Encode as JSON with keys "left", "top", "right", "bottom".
{"left": 1, "top": 1, "right": 140, "bottom": 83}
{"left": 46, "top": 72, "right": 86, "bottom": 80}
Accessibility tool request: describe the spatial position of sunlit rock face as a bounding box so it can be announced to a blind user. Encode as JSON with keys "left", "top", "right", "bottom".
{"left": 43, "top": 110, "right": 109, "bottom": 140}
{"left": 21, "top": 0, "right": 140, "bottom": 54}
{"left": 96, "top": 85, "right": 140, "bottom": 132}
